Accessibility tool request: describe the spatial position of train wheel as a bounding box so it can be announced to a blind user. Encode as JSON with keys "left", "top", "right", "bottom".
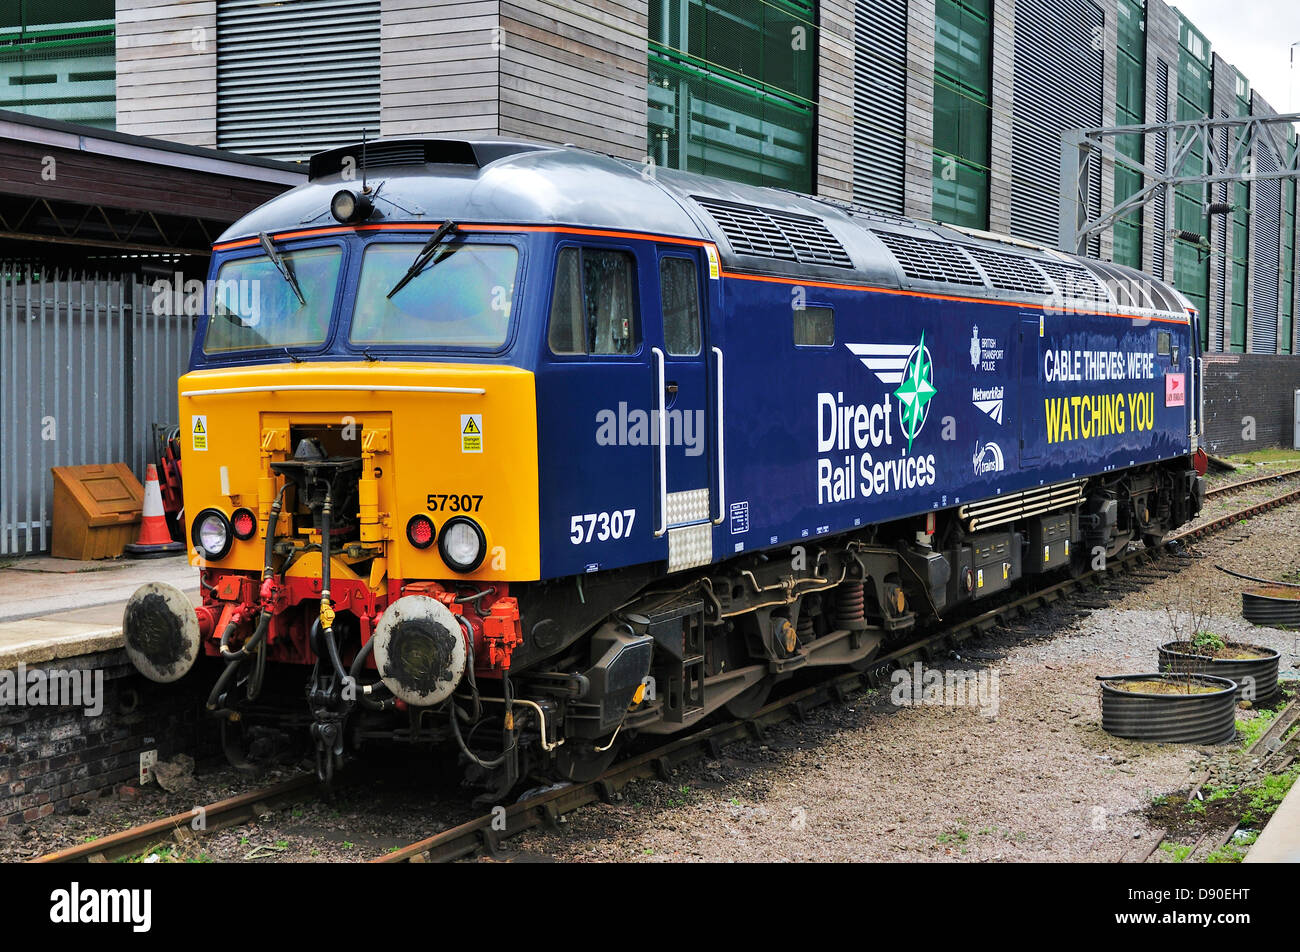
{"left": 724, "top": 680, "right": 772, "bottom": 720}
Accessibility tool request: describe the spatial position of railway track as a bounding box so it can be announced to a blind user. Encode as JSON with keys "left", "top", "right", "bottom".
{"left": 31, "top": 476, "right": 1300, "bottom": 865}
{"left": 1205, "top": 465, "right": 1300, "bottom": 498}
{"left": 375, "top": 480, "right": 1300, "bottom": 864}
{"left": 29, "top": 774, "right": 321, "bottom": 864}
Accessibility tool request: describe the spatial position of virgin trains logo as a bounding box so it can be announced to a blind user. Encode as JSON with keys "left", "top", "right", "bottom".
{"left": 973, "top": 441, "right": 1005, "bottom": 476}
{"left": 845, "top": 331, "right": 938, "bottom": 448}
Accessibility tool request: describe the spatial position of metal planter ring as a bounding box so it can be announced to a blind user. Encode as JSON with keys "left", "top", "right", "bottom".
{"left": 1157, "top": 641, "right": 1280, "bottom": 703}
{"left": 1098, "top": 673, "right": 1238, "bottom": 744}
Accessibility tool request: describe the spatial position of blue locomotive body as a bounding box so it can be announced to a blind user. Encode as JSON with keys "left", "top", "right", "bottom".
{"left": 153, "top": 139, "right": 1207, "bottom": 786}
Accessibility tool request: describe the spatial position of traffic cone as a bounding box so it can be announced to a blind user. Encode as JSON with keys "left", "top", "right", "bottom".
{"left": 125, "top": 464, "right": 186, "bottom": 558}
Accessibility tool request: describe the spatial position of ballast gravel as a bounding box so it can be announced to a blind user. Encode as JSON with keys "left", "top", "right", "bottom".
{"left": 500, "top": 500, "right": 1300, "bottom": 863}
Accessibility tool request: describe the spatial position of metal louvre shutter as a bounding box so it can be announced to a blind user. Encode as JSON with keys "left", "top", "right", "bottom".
{"left": 852, "top": 0, "right": 907, "bottom": 213}
{"left": 1010, "top": 0, "right": 1103, "bottom": 251}
{"left": 1214, "top": 122, "right": 1229, "bottom": 351}
{"left": 217, "top": 0, "right": 380, "bottom": 161}
{"left": 1152, "top": 59, "right": 1168, "bottom": 278}
{"left": 1251, "top": 144, "right": 1281, "bottom": 353}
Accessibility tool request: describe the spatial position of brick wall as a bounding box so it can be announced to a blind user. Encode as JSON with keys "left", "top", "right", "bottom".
{"left": 1202, "top": 355, "right": 1300, "bottom": 455}
{"left": 0, "top": 650, "right": 210, "bottom": 827}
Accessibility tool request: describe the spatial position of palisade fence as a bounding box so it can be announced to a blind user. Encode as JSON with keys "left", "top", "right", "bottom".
{"left": 0, "top": 266, "right": 195, "bottom": 556}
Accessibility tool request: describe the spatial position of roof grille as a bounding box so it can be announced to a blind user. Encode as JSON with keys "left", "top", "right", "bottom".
{"left": 961, "top": 246, "right": 1054, "bottom": 296}
{"left": 872, "top": 231, "right": 985, "bottom": 286}
{"left": 1036, "top": 260, "right": 1111, "bottom": 304}
{"left": 692, "top": 197, "right": 852, "bottom": 268}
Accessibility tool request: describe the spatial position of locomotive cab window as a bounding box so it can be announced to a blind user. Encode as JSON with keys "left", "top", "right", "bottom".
{"left": 1157, "top": 330, "right": 1171, "bottom": 356}
{"left": 659, "top": 256, "right": 702, "bottom": 356}
{"left": 204, "top": 245, "right": 343, "bottom": 354}
{"left": 351, "top": 241, "right": 518, "bottom": 348}
{"left": 793, "top": 306, "right": 835, "bottom": 347}
{"left": 548, "top": 247, "right": 639, "bottom": 356}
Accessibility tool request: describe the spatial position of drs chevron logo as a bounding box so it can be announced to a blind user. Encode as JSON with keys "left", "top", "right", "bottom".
{"left": 846, "top": 331, "right": 938, "bottom": 449}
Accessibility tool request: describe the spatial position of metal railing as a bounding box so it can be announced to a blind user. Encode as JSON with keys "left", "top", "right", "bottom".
{"left": 0, "top": 266, "right": 195, "bottom": 555}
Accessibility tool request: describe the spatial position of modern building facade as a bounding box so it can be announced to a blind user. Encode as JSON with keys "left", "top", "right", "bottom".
{"left": 2, "top": 0, "right": 1297, "bottom": 354}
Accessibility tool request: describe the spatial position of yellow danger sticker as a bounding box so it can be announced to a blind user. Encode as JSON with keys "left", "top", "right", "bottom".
{"left": 461, "top": 414, "right": 482, "bottom": 453}
{"left": 705, "top": 244, "right": 720, "bottom": 280}
{"left": 191, "top": 415, "right": 208, "bottom": 452}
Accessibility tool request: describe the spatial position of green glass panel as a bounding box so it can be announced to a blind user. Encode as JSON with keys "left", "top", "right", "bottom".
{"left": 647, "top": 52, "right": 813, "bottom": 192}
{"left": 935, "top": 0, "right": 991, "bottom": 99}
{"left": 932, "top": 153, "right": 989, "bottom": 229}
{"left": 933, "top": 79, "right": 991, "bottom": 168}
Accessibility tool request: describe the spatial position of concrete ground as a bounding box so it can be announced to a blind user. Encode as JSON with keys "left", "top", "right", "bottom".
{"left": 0, "top": 554, "right": 197, "bottom": 666}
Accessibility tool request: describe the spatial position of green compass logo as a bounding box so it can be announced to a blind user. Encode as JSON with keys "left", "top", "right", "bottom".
{"left": 892, "top": 330, "right": 938, "bottom": 450}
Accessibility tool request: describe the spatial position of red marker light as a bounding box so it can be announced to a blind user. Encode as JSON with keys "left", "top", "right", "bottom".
{"left": 406, "top": 515, "right": 436, "bottom": 549}
{"left": 230, "top": 507, "right": 257, "bottom": 540}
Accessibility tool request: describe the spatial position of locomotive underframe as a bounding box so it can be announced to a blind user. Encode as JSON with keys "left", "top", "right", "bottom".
{"left": 205, "top": 454, "right": 1203, "bottom": 790}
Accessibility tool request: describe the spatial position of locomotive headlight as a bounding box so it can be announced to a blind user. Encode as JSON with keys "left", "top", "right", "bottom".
{"left": 330, "top": 188, "right": 373, "bottom": 224}
{"left": 438, "top": 516, "right": 486, "bottom": 573}
{"left": 191, "top": 508, "right": 232, "bottom": 560}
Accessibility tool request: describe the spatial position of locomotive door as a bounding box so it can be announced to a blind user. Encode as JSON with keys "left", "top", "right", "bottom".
{"left": 1018, "top": 314, "right": 1044, "bottom": 465}
{"left": 647, "top": 248, "right": 714, "bottom": 568}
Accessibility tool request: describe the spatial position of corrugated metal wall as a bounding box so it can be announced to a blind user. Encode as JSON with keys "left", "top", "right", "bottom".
{"left": 1252, "top": 144, "right": 1282, "bottom": 353}
{"left": 1214, "top": 121, "right": 1229, "bottom": 351}
{"left": 851, "top": 0, "right": 908, "bottom": 213}
{"left": 1151, "top": 58, "right": 1169, "bottom": 280}
{"left": 216, "top": 0, "right": 381, "bottom": 161}
{"left": 0, "top": 270, "right": 193, "bottom": 556}
{"left": 1009, "top": 0, "right": 1105, "bottom": 253}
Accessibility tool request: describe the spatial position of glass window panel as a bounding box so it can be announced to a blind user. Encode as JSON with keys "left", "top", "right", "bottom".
{"left": 793, "top": 306, "right": 834, "bottom": 347}
{"left": 204, "top": 246, "right": 342, "bottom": 354}
{"left": 548, "top": 247, "right": 584, "bottom": 355}
{"left": 351, "top": 243, "right": 517, "bottom": 348}
{"left": 584, "top": 249, "right": 639, "bottom": 356}
{"left": 659, "top": 256, "right": 702, "bottom": 356}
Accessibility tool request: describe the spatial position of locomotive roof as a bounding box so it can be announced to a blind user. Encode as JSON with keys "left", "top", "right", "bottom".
{"left": 221, "top": 138, "right": 1192, "bottom": 320}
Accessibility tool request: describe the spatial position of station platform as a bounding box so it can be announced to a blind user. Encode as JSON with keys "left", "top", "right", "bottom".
{"left": 0, "top": 555, "right": 198, "bottom": 668}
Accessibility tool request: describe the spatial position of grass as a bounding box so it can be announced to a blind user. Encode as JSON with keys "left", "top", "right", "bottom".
{"left": 1224, "top": 448, "right": 1300, "bottom": 465}
{"left": 1238, "top": 707, "right": 1278, "bottom": 750}
{"left": 1206, "top": 832, "right": 1257, "bottom": 864}
{"left": 1159, "top": 841, "right": 1193, "bottom": 862}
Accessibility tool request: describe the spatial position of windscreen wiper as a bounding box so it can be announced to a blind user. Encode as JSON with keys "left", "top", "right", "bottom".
{"left": 386, "top": 220, "right": 457, "bottom": 299}
{"left": 259, "top": 231, "right": 306, "bottom": 307}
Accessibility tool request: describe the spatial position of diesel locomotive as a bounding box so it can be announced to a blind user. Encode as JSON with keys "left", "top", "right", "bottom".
{"left": 123, "top": 138, "right": 1207, "bottom": 792}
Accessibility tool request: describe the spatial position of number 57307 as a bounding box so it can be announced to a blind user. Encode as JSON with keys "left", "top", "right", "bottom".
{"left": 569, "top": 509, "right": 635, "bottom": 544}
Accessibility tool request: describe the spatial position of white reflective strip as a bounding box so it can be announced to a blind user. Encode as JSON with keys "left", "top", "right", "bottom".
{"left": 181, "top": 384, "right": 486, "bottom": 397}
{"left": 219, "top": 466, "right": 230, "bottom": 497}
{"left": 141, "top": 475, "right": 166, "bottom": 518}
{"left": 713, "top": 345, "right": 726, "bottom": 524}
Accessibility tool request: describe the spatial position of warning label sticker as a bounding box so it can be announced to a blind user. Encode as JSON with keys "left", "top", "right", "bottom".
{"left": 461, "top": 414, "right": 483, "bottom": 453}
{"left": 705, "top": 244, "right": 720, "bottom": 280}
{"left": 191, "top": 415, "right": 208, "bottom": 451}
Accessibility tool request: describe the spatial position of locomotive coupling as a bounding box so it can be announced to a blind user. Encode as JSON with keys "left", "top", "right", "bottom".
{"left": 122, "top": 581, "right": 203, "bottom": 683}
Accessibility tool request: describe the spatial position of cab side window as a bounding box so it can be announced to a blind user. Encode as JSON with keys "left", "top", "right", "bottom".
{"left": 659, "top": 256, "right": 702, "bottom": 356}
{"left": 548, "top": 247, "right": 639, "bottom": 355}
